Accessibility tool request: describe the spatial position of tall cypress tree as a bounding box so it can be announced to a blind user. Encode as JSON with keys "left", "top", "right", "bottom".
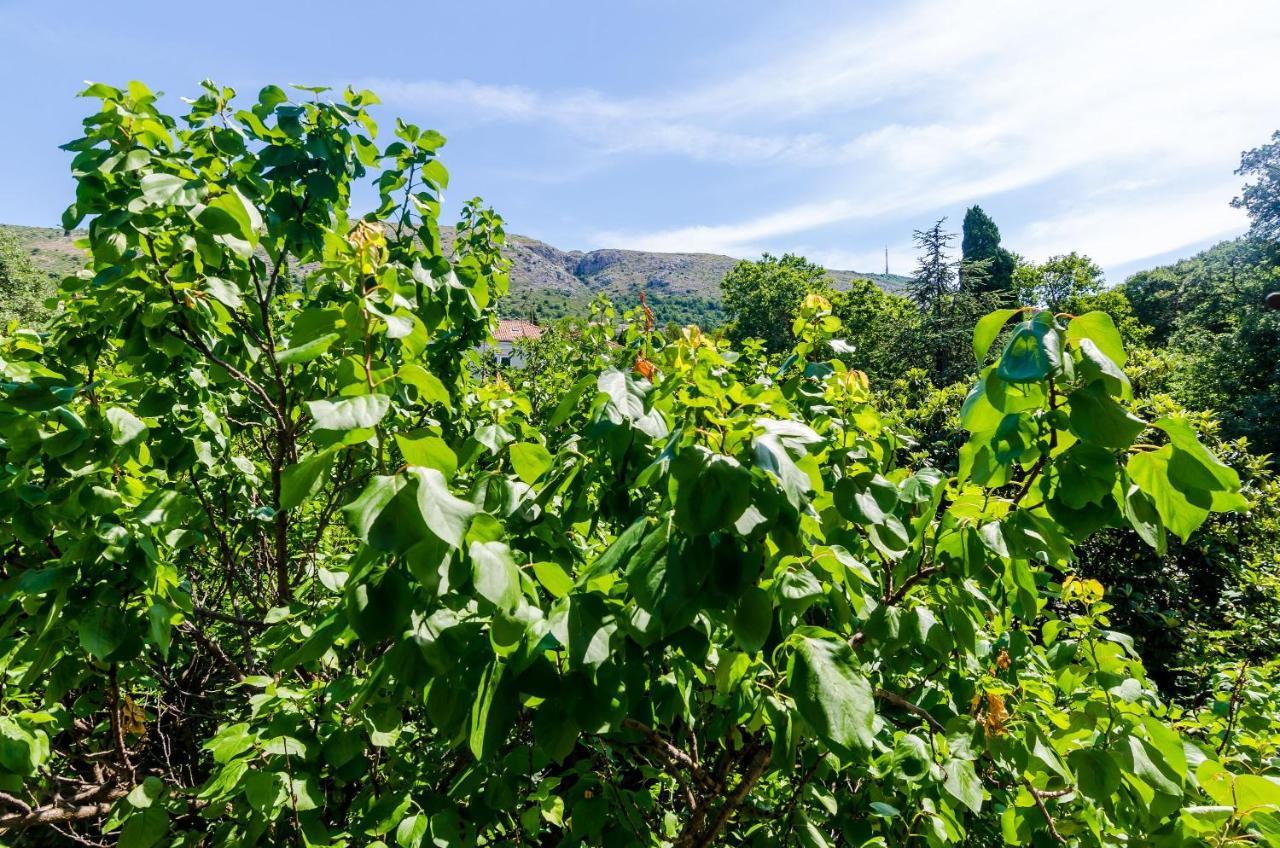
{"left": 960, "top": 205, "right": 1014, "bottom": 294}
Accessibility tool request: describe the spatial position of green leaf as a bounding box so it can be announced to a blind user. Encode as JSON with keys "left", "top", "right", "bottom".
{"left": 996, "top": 313, "right": 1061, "bottom": 383}
{"left": 1067, "top": 381, "right": 1146, "bottom": 450}
{"left": 395, "top": 433, "right": 457, "bottom": 477}
{"left": 119, "top": 805, "right": 169, "bottom": 848}
{"left": 396, "top": 813, "right": 429, "bottom": 848}
{"left": 400, "top": 364, "right": 451, "bottom": 410}
{"left": 78, "top": 605, "right": 127, "bottom": 659}
{"left": 1119, "top": 734, "right": 1180, "bottom": 795}
{"left": 787, "top": 634, "right": 875, "bottom": 756}
{"left": 943, "top": 758, "right": 983, "bottom": 813}
{"left": 281, "top": 449, "right": 336, "bottom": 510}
{"left": 598, "top": 368, "right": 668, "bottom": 438}
{"left": 347, "top": 569, "right": 411, "bottom": 642}
{"left": 1128, "top": 447, "right": 1211, "bottom": 542}
{"left": 672, "top": 447, "right": 752, "bottom": 534}
{"left": 1070, "top": 748, "right": 1121, "bottom": 805}
{"left": 469, "top": 541, "right": 521, "bottom": 611}
{"left": 308, "top": 394, "right": 390, "bottom": 431}
{"left": 1067, "top": 311, "right": 1126, "bottom": 366}
{"left": 244, "top": 771, "right": 287, "bottom": 815}
{"left": 204, "top": 277, "right": 243, "bottom": 309}
{"left": 532, "top": 561, "right": 573, "bottom": 599}
{"left": 1235, "top": 774, "right": 1280, "bottom": 813}
{"left": 343, "top": 475, "right": 403, "bottom": 541}
{"left": 198, "top": 189, "right": 261, "bottom": 247}
{"left": 1152, "top": 417, "right": 1243, "bottom": 495}
{"left": 510, "top": 442, "right": 554, "bottom": 485}
{"left": 469, "top": 661, "right": 511, "bottom": 760}
{"left": 408, "top": 466, "right": 476, "bottom": 549}
{"left": 126, "top": 776, "right": 165, "bottom": 809}
{"left": 732, "top": 587, "right": 773, "bottom": 653}
{"left": 276, "top": 332, "right": 339, "bottom": 365}
{"left": 0, "top": 719, "right": 40, "bottom": 776}
{"left": 107, "top": 406, "right": 148, "bottom": 446}
{"left": 140, "top": 172, "right": 199, "bottom": 207}
{"left": 973, "top": 308, "right": 1019, "bottom": 363}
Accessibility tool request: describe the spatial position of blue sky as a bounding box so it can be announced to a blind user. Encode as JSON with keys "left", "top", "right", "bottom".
{"left": 2, "top": 0, "right": 1277, "bottom": 280}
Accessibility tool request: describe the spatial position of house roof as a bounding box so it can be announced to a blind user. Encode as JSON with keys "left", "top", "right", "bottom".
{"left": 494, "top": 319, "right": 544, "bottom": 342}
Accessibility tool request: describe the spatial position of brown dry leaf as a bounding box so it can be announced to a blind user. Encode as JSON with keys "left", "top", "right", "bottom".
{"left": 122, "top": 696, "right": 147, "bottom": 737}
{"left": 997, "top": 649, "right": 1011, "bottom": 670}
{"left": 983, "top": 692, "right": 1009, "bottom": 736}
{"left": 634, "top": 356, "right": 657, "bottom": 381}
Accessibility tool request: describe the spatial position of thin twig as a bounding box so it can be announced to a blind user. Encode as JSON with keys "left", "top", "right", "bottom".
{"left": 1024, "top": 778, "right": 1067, "bottom": 845}
{"left": 1217, "top": 660, "right": 1250, "bottom": 755}
{"left": 874, "top": 688, "right": 945, "bottom": 735}
{"left": 621, "top": 718, "right": 716, "bottom": 792}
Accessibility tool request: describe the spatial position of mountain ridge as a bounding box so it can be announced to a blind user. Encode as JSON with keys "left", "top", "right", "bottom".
{"left": 3, "top": 223, "right": 908, "bottom": 325}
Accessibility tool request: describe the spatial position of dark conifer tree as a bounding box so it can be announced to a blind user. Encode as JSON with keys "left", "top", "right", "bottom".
{"left": 908, "top": 218, "right": 957, "bottom": 314}
{"left": 960, "top": 205, "right": 1015, "bottom": 295}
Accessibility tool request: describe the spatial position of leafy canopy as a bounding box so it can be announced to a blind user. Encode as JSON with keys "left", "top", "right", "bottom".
{"left": 0, "top": 81, "right": 1273, "bottom": 848}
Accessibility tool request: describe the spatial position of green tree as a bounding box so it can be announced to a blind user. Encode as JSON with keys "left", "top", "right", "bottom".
{"left": 721, "top": 251, "right": 829, "bottom": 352}
{"left": 960, "top": 205, "right": 1015, "bottom": 294}
{"left": 827, "top": 277, "right": 921, "bottom": 381}
{"left": 908, "top": 218, "right": 957, "bottom": 314}
{"left": 1014, "top": 251, "right": 1105, "bottom": 312}
{"left": 0, "top": 227, "right": 55, "bottom": 326}
{"left": 1233, "top": 129, "right": 1280, "bottom": 242}
{"left": 1125, "top": 238, "right": 1280, "bottom": 454}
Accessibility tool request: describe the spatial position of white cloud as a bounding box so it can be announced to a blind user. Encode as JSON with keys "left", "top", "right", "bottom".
{"left": 1015, "top": 188, "right": 1248, "bottom": 269}
{"left": 371, "top": 0, "right": 1280, "bottom": 266}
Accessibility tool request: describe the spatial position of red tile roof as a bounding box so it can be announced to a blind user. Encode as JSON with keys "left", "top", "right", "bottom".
{"left": 494, "top": 319, "right": 544, "bottom": 342}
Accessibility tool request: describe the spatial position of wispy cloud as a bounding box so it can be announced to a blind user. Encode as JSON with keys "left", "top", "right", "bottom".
{"left": 371, "top": 0, "right": 1280, "bottom": 270}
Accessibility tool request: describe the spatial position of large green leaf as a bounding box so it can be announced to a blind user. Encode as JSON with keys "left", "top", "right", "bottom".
{"left": 1067, "top": 311, "right": 1126, "bottom": 366}
{"left": 408, "top": 466, "right": 476, "bottom": 549}
{"left": 787, "top": 634, "right": 875, "bottom": 756}
{"left": 276, "top": 332, "right": 339, "bottom": 365}
{"left": 280, "top": 449, "right": 336, "bottom": 510}
{"left": 119, "top": 805, "right": 169, "bottom": 848}
{"left": 509, "top": 442, "right": 553, "bottom": 485}
{"left": 671, "top": 446, "right": 752, "bottom": 534}
{"left": 1067, "top": 381, "right": 1146, "bottom": 450}
{"left": 996, "top": 313, "right": 1061, "bottom": 383}
{"left": 597, "top": 368, "right": 668, "bottom": 438}
{"left": 973, "top": 308, "right": 1019, "bottom": 363}
{"left": 140, "top": 172, "right": 200, "bottom": 207}
{"left": 732, "top": 587, "right": 773, "bottom": 653}
{"left": 308, "top": 394, "right": 390, "bottom": 432}
{"left": 469, "top": 540, "right": 521, "bottom": 612}
{"left": 943, "top": 758, "right": 983, "bottom": 813}
{"left": 343, "top": 475, "right": 403, "bottom": 541}
{"left": 107, "top": 406, "right": 148, "bottom": 446}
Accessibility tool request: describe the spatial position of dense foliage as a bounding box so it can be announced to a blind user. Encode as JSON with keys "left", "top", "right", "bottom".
{"left": 0, "top": 227, "right": 55, "bottom": 327}
{"left": 1124, "top": 238, "right": 1280, "bottom": 456}
{"left": 722, "top": 253, "right": 831, "bottom": 354}
{"left": 2, "top": 82, "right": 1279, "bottom": 848}
{"left": 1233, "top": 130, "right": 1280, "bottom": 243}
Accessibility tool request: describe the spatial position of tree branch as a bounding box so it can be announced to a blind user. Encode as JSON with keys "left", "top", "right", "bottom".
{"left": 676, "top": 745, "right": 772, "bottom": 848}
{"left": 621, "top": 718, "right": 716, "bottom": 792}
{"left": 0, "top": 788, "right": 125, "bottom": 831}
{"left": 874, "top": 688, "right": 945, "bottom": 735}
{"left": 1024, "top": 778, "right": 1068, "bottom": 845}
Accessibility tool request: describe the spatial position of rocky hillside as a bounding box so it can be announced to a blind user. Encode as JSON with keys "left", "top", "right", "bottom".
{"left": 3, "top": 223, "right": 907, "bottom": 326}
